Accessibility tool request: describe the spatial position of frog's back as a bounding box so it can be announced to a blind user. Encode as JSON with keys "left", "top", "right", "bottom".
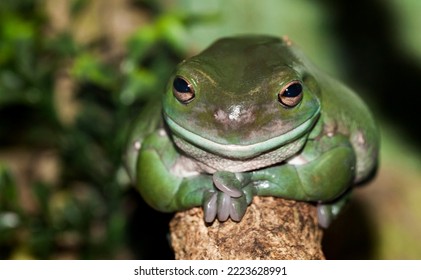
{"left": 318, "top": 74, "right": 379, "bottom": 183}
{"left": 283, "top": 39, "right": 379, "bottom": 182}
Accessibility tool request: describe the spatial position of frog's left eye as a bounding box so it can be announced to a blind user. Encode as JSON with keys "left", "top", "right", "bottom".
{"left": 172, "top": 76, "right": 195, "bottom": 104}
{"left": 278, "top": 81, "right": 303, "bottom": 108}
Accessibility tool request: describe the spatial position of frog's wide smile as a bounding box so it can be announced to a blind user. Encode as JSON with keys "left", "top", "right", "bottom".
{"left": 163, "top": 109, "right": 320, "bottom": 159}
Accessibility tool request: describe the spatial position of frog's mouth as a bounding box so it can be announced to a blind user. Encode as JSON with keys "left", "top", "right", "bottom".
{"left": 163, "top": 110, "right": 320, "bottom": 159}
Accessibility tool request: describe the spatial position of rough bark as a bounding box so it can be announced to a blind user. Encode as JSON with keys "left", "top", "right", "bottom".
{"left": 169, "top": 196, "right": 324, "bottom": 259}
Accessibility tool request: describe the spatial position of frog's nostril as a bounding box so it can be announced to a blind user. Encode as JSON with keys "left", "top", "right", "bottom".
{"left": 213, "top": 106, "right": 255, "bottom": 126}
{"left": 214, "top": 109, "right": 228, "bottom": 123}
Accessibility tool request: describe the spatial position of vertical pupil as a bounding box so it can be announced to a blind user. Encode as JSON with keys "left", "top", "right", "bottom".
{"left": 173, "top": 78, "right": 190, "bottom": 93}
{"left": 284, "top": 83, "right": 302, "bottom": 97}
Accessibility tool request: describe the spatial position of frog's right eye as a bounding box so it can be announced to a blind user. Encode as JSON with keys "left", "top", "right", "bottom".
{"left": 172, "top": 76, "right": 195, "bottom": 104}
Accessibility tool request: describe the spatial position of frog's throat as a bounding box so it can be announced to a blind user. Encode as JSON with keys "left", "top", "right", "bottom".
{"left": 163, "top": 110, "right": 320, "bottom": 159}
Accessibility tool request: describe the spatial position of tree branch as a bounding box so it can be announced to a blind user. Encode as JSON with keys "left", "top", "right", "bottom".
{"left": 170, "top": 196, "right": 324, "bottom": 259}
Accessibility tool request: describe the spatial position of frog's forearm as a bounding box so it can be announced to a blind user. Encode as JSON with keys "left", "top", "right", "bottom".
{"left": 251, "top": 144, "right": 356, "bottom": 202}
{"left": 169, "top": 175, "right": 214, "bottom": 211}
{"left": 124, "top": 101, "right": 162, "bottom": 182}
{"left": 136, "top": 132, "right": 213, "bottom": 212}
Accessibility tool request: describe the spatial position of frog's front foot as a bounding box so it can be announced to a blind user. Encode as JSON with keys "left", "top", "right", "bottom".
{"left": 203, "top": 171, "right": 254, "bottom": 223}
{"left": 317, "top": 191, "right": 351, "bottom": 228}
{"left": 317, "top": 204, "right": 335, "bottom": 228}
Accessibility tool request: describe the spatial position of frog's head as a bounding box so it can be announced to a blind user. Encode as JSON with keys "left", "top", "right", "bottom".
{"left": 163, "top": 35, "right": 321, "bottom": 161}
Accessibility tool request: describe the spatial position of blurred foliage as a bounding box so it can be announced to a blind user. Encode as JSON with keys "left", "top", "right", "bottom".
{"left": 1, "top": 0, "right": 421, "bottom": 260}
{"left": 0, "top": 0, "right": 199, "bottom": 259}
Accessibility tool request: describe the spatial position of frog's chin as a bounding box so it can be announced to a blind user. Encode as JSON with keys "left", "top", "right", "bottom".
{"left": 164, "top": 111, "right": 320, "bottom": 160}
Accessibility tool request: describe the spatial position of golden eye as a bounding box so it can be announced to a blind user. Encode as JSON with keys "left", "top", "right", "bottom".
{"left": 172, "top": 76, "right": 195, "bottom": 104}
{"left": 278, "top": 81, "right": 303, "bottom": 108}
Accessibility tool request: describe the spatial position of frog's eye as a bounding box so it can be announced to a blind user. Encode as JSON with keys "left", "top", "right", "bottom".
{"left": 172, "top": 76, "right": 195, "bottom": 104}
{"left": 278, "top": 81, "right": 303, "bottom": 108}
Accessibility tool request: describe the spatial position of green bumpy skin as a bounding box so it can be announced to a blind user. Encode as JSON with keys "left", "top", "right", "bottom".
{"left": 127, "top": 35, "right": 379, "bottom": 228}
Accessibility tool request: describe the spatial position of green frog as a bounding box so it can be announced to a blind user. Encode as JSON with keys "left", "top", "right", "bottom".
{"left": 126, "top": 35, "right": 379, "bottom": 227}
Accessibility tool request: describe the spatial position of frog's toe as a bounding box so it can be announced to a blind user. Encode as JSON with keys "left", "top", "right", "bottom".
{"left": 203, "top": 191, "right": 217, "bottom": 223}
{"left": 317, "top": 204, "right": 334, "bottom": 228}
{"left": 217, "top": 192, "right": 231, "bottom": 221}
{"left": 230, "top": 195, "right": 248, "bottom": 222}
{"left": 317, "top": 191, "right": 351, "bottom": 228}
{"left": 213, "top": 171, "right": 242, "bottom": 197}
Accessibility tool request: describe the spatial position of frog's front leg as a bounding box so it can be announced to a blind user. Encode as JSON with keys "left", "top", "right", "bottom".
{"left": 136, "top": 130, "right": 214, "bottom": 212}
{"left": 251, "top": 134, "right": 356, "bottom": 227}
{"left": 138, "top": 130, "right": 255, "bottom": 223}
